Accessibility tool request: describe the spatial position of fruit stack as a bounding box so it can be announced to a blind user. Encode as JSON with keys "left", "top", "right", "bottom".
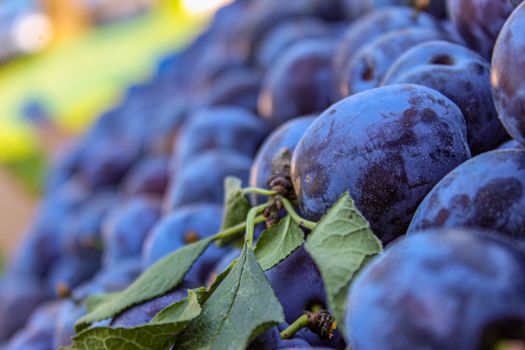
{"left": 1, "top": 0, "right": 525, "bottom": 349}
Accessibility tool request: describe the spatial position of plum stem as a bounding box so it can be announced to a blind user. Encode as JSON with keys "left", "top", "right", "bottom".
{"left": 280, "top": 314, "right": 310, "bottom": 339}
{"left": 246, "top": 203, "right": 271, "bottom": 247}
{"left": 213, "top": 215, "right": 266, "bottom": 241}
{"left": 241, "top": 187, "right": 279, "bottom": 197}
{"left": 278, "top": 196, "right": 317, "bottom": 230}
{"left": 280, "top": 304, "right": 324, "bottom": 339}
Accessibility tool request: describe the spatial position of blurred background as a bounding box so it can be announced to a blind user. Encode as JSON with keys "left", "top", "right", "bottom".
{"left": 0, "top": 0, "right": 230, "bottom": 263}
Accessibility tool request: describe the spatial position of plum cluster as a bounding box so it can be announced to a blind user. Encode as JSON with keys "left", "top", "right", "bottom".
{"left": 1, "top": 0, "right": 525, "bottom": 349}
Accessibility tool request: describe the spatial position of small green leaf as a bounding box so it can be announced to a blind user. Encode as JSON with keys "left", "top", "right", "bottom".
{"left": 172, "top": 244, "right": 284, "bottom": 350}
{"left": 64, "top": 290, "right": 202, "bottom": 350}
{"left": 255, "top": 216, "right": 304, "bottom": 270}
{"left": 305, "top": 192, "right": 382, "bottom": 328}
{"left": 221, "top": 177, "right": 251, "bottom": 231}
{"left": 76, "top": 237, "right": 214, "bottom": 331}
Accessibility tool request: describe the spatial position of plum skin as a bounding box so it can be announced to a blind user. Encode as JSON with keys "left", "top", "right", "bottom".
{"left": 258, "top": 39, "right": 337, "bottom": 129}
{"left": 142, "top": 204, "right": 228, "bottom": 285}
{"left": 292, "top": 84, "right": 471, "bottom": 244}
{"left": 491, "top": 1, "right": 525, "bottom": 146}
{"left": 345, "top": 228, "right": 525, "bottom": 350}
{"left": 408, "top": 150, "right": 525, "bottom": 240}
{"left": 382, "top": 40, "right": 508, "bottom": 155}
{"left": 249, "top": 116, "right": 317, "bottom": 205}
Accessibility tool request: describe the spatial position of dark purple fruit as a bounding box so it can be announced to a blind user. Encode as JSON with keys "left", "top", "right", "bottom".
{"left": 491, "top": 1, "right": 525, "bottom": 146}
{"left": 292, "top": 84, "right": 471, "bottom": 243}
{"left": 258, "top": 39, "right": 337, "bottom": 129}
{"left": 408, "top": 150, "right": 525, "bottom": 241}
{"left": 346, "top": 228, "right": 525, "bottom": 349}
{"left": 382, "top": 40, "right": 508, "bottom": 154}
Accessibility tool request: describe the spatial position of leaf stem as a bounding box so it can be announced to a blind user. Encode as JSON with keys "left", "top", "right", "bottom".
{"left": 241, "top": 187, "right": 279, "bottom": 197}
{"left": 245, "top": 203, "right": 271, "bottom": 247}
{"left": 279, "top": 304, "right": 324, "bottom": 340}
{"left": 278, "top": 196, "right": 317, "bottom": 230}
{"left": 280, "top": 314, "right": 309, "bottom": 339}
{"left": 213, "top": 216, "right": 266, "bottom": 241}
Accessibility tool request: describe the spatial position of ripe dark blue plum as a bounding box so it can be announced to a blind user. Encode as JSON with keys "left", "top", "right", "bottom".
{"left": 346, "top": 228, "right": 525, "bottom": 349}
{"left": 258, "top": 39, "right": 337, "bottom": 129}
{"left": 142, "top": 204, "right": 227, "bottom": 285}
{"left": 250, "top": 116, "right": 317, "bottom": 205}
{"left": 498, "top": 139, "right": 524, "bottom": 150}
{"left": 47, "top": 253, "right": 101, "bottom": 297}
{"left": 333, "top": 6, "right": 441, "bottom": 94}
{"left": 7, "top": 179, "right": 90, "bottom": 279}
{"left": 340, "top": 27, "right": 448, "bottom": 96}
{"left": 382, "top": 40, "right": 508, "bottom": 154}
{"left": 201, "top": 67, "right": 262, "bottom": 113}
{"left": 247, "top": 325, "right": 312, "bottom": 349}
{"left": 174, "top": 106, "right": 268, "bottom": 167}
{"left": 254, "top": 18, "right": 332, "bottom": 70}
{"left": 122, "top": 156, "right": 170, "bottom": 197}
{"left": 266, "top": 247, "right": 346, "bottom": 348}
{"left": 491, "top": 1, "right": 525, "bottom": 146}
{"left": 292, "top": 84, "right": 471, "bottom": 243}
{"left": 447, "top": 0, "right": 517, "bottom": 59}
{"left": 111, "top": 285, "right": 193, "bottom": 328}
{"left": 0, "top": 277, "right": 49, "bottom": 342}
{"left": 53, "top": 300, "right": 86, "bottom": 348}
{"left": 3, "top": 302, "right": 60, "bottom": 350}
{"left": 72, "top": 258, "right": 142, "bottom": 300}
{"left": 342, "top": 0, "right": 447, "bottom": 19}
{"left": 165, "top": 150, "right": 251, "bottom": 210}
{"left": 61, "top": 190, "right": 120, "bottom": 258}
{"left": 408, "top": 150, "right": 525, "bottom": 240}
{"left": 102, "top": 197, "right": 162, "bottom": 267}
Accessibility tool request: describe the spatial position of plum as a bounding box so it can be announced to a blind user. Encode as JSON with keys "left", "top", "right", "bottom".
{"left": 102, "top": 197, "right": 162, "bottom": 268}
{"left": 142, "top": 204, "right": 227, "bottom": 285}
{"left": 340, "top": 27, "right": 448, "bottom": 96}
{"left": 247, "top": 325, "right": 312, "bottom": 349}
{"left": 174, "top": 106, "right": 268, "bottom": 167}
{"left": 346, "top": 228, "right": 525, "bottom": 349}
{"left": 292, "top": 84, "right": 471, "bottom": 243}
{"left": 47, "top": 254, "right": 101, "bottom": 297}
{"left": 0, "top": 277, "right": 49, "bottom": 342}
{"left": 164, "top": 150, "right": 251, "bottom": 211}
{"left": 61, "top": 189, "right": 120, "bottom": 259}
{"left": 3, "top": 302, "right": 60, "bottom": 350}
{"left": 447, "top": 0, "right": 518, "bottom": 59}
{"left": 253, "top": 18, "right": 333, "bottom": 70}
{"left": 121, "top": 156, "right": 170, "bottom": 197}
{"left": 111, "top": 285, "right": 193, "bottom": 328}
{"left": 408, "top": 150, "right": 525, "bottom": 241}
{"left": 201, "top": 67, "right": 262, "bottom": 113}
{"left": 498, "top": 139, "right": 524, "bottom": 150}
{"left": 7, "top": 179, "right": 90, "bottom": 279}
{"left": 333, "top": 6, "right": 441, "bottom": 93}
{"left": 250, "top": 116, "right": 317, "bottom": 205}
{"left": 258, "top": 39, "right": 337, "bottom": 129}
{"left": 491, "top": 1, "right": 525, "bottom": 146}
{"left": 266, "top": 247, "right": 346, "bottom": 348}
{"left": 53, "top": 300, "right": 86, "bottom": 348}
{"left": 342, "top": 0, "right": 447, "bottom": 19}
{"left": 382, "top": 40, "right": 508, "bottom": 154}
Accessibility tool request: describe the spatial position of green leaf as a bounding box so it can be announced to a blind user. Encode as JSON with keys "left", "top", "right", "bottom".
{"left": 76, "top": 237, "right": 214, "bottom": 331}
{"left": 221, "top": 177, "right": 251, "bottom": 231}
{"left": 64, "top": 290, "right": 202, "bottom": 350}
{"left": 255, "top": 215, "right": 304, "bottom": 270}
{"left": 172, "top": 244, "right": 284, "bottom": 350}
{"left": 305, "top": 192, "right": 382, "bottom": 327}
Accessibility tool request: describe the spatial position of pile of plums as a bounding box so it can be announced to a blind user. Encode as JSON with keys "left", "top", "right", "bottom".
{"left": 1, "top": 0, "right": 525, "bottom": 349}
